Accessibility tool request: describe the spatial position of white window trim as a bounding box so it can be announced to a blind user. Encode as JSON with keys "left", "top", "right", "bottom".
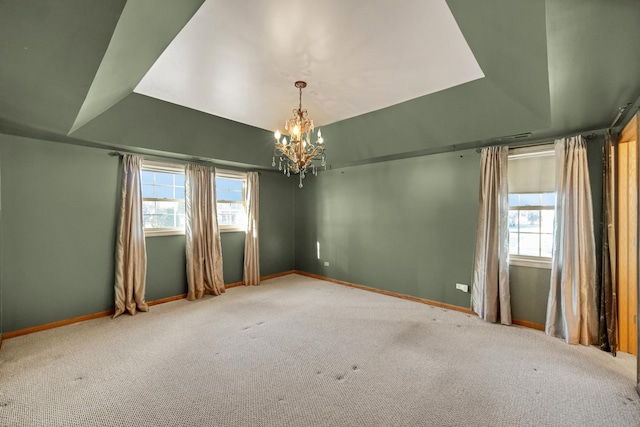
{"left": 215, "top": 168, "right": 247, "bottom": 233}
{"left": 142, "top": 161, "right": 186, "bottom": 237}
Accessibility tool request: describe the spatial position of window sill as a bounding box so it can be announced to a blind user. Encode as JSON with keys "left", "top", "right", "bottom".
{"left": 509, "top": 255, "right": 552, "bottom": 269}
{"left": 219, "top": 227, "right": 247, "bottom": 233}
{"left": 144, "top": 228, "right": 185, "bottom": 237}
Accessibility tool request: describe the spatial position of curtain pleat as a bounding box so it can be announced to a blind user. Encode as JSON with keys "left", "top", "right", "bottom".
{"left": 243, "top": 172, "right": 260, "bottom": 286}
{"left": 185, "top": 164, "right": 225, "bottom": 300}
{"left": 546, "top": 136, "right": 597, "bottom": 345}
{"left": 471, "top": 146, "right": 511, "bottom": 325}
{"left": 599, "top": 130, "right": 618, "bottom": 354}
{"left": 113, "top": 155, "right": 148, "bottom": 318}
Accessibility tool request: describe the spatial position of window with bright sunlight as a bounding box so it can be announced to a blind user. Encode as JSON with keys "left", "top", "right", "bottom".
{"left": 215, "top": 170, "right": 247, "bottom": 232}
{"left": 142, "top": 161, "right": 185, "bottom": 236}
{"left": 507, "top": 145, "right": 556, "bottom": 268}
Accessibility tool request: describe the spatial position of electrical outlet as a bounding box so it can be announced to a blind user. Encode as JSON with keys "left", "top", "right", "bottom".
{"left": 324, "top": 261, "right": 330, "bottom": 267}
{"left": 455, "top": 283, "right": 469, "bottom": 293}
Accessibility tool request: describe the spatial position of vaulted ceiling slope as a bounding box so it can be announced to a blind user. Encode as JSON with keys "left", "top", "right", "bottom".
{"left": 0, "top": 0, "right": 638, "bottom": 170}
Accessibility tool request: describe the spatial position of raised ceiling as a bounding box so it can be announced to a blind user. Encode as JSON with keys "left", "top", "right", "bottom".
{"left": 0, "top": 0, "right": 638, "bottom": 170}
{"left": 134, "top": 0, "right": 484, "bottom": 131}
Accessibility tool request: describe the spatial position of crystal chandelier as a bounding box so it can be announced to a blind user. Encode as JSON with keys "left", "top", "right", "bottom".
{"left": 272, "top": 81, "right": 326, "bottom": 188}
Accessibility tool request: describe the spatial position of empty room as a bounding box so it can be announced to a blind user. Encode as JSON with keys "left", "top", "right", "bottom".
{"left": 0, "top": 0, "right": 639, "bottom": 426}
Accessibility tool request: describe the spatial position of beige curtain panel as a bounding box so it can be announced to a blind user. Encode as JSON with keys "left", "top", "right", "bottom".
{"left": 113, "top": 155, "right": 149, "bottom": 318}
{"left": 185, "top": 164, "right": 225, "bottom": 300}
{"left": 471, "top": 146, "right": 511, "bottom": 325}
{"left": 546, "top": 136, "right": 597, "bottom": 345}
{"left": 243, "top": 172, "right": 260, "bottom": 286}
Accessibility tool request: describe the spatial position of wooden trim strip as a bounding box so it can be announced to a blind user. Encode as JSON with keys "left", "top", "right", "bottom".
{"left": 1, "top": 270, "right": 298, "bottom": 341}
{"left": 147, "top": 294, "right": 187, "bottom": 306}
{"left": 225, "top": 270, "right": 296, "bottom": 289}
{"left": 295, "top": 270, "right": 545, "bottom": 331}
{"left": 2, "top": 309, "right": 115, "bottom": 340}
{"left": 512, "top": 318, "right": 545, "bottom": 331}
{"left": 295, "top": 270, "right": 475, "bottom": 315}
{"left": 226, "top": 281, "right": 244, "bottom": 289}
{"left": 1, "top": 269, "right": 544, "bottom": 341}
{"left": 261, "top": 270, "right": 296, "bottom": 281}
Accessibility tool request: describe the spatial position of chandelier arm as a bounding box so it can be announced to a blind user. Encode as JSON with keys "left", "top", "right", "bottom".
{"left": 276, "top": 144, "right": 297, "bottom": 163}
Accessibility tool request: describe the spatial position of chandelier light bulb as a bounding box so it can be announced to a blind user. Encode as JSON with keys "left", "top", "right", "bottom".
{"left": 275, "top": 130, "right": 281, "bottom": 140}
{"left": 293, "top": 124, "right": 300, "bottom": 136}
{"left": 282, "top": 137, "right": 288, "bottom": 145}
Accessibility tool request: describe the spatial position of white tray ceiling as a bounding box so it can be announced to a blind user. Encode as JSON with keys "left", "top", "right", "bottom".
{"left": 135, "top": 0, "right": 484, "bottom": 132}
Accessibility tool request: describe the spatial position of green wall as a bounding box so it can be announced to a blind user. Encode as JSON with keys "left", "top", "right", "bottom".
{"left": 295, "top": 150, "right": 480, "bottom": 308}
{"left": 0, "top": 130, "right": 607, "bottom": 332}
{"left": 0, "top": 134, "right": 295, "bottom": 333}
{"left": 294, "top": 138, "right": 605, "bottom": 325}
{"left": 0, "top": 135, "right": 119, "bottom": 332}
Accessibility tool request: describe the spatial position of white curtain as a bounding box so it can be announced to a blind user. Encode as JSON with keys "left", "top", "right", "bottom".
{"left": 113, "top": 155, "right": 149, "bottom": 318}
{"left": 185, "top": 164, "right": 225, "bottom": 300}
{"left": 546, "top": 136, "right": 597, "bottom": 345}
{"left": 471, "top": 146, "right": 511, "bottom": 325}
{"left": 243, "top": 172, "right": 260, "bottom": 285}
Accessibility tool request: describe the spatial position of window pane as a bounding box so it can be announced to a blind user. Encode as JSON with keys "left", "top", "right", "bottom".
{"left": 156, "top": 214, "right": 175, "bottom": 227}
{"left": 508, "top": 194, "right": 519, "bottom": 206}
{"left": 156, "top": 186, "right": 174, "bottom": 199}
{"left": 174, "top": 174, "right": 185, "bottom": 186}
{"left": 508, "top": 211, "right": 518, "bottom": 232}
{"left": 541, "top": 193, "right": 556, "bottom": 206}
{"left": 143, "top": 214, "right": 154, "bottom": 228}
{"left": 541, "top": 234, "right": 553, "bottom": 257}
{"left": 142, "top": 201, "right": 156, "bottom": 215}
{"left": 519, "top": 210, "right": 540, "bottom": 232}
{"left": 178, "top": 201, "right": 185, "bottom": 215}
{"left": 520, "top": 194, "right": 540, "bottom": 206}
{"left": 141, "top": 171, "right": 155, "bottom": 184}
{"left": 509, "top": 232, "right": 519, "bottom": 254}
{"left": 217, "top": 202, "right": 245, "bottom": 226}
{"left": 216, "top": 178, "right": 243, "bottom": 201}
{"left": 177, "top": 214, "right": 185, "bottom": 227}
{"left": 519, "top": 233, "right": 540, "bottom": 256}
{"left": 540, "top": 210, "right": 554, "bottom": 233}
{"left": 142, "top": 185, "right": 155, "bottom": 198}
{"left": 156, "top": 201, "right": 179, "bottom": 215}
{"left": 175, "top": 187, "right": 185, "bottom": 199}
{"left": 155, "top": 172, "right": 173, "bottom": 185}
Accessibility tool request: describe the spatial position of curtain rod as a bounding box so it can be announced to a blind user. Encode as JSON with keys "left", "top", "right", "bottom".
{"left": 473, "top": 127, "right": 606, "bottom": 153}
{"left": 326, "top": 127, "right": 608, "bottom": 170}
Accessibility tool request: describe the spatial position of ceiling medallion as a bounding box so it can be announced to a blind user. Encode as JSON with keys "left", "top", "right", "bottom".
{"left": 273, "top": 81, "right": 326, "bottom": 188}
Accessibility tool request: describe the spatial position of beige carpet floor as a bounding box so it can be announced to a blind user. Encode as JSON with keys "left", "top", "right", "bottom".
{"left": 0, "top": 274, "right": 638, "bottom": 426}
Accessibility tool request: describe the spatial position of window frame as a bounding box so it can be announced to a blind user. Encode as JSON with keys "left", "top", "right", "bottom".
{"left": 215, "top": 168, "right": 248, "bottom": 233}
{"left": 141, "top": 161, "right": 186, "bottom": 237}
{"left": 507, "top": 146, "right": 555, "bottom": 269}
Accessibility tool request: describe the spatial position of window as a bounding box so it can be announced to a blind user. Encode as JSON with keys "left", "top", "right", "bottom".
{"left": 142, "top": 161, "right": 185, "bottom": 236}
{"left": 140, "top": 163, "right": 247, "bottom": 236}
{"left": 215, "top": 169, "right": 247, "bottom": 232}
{"left": 507, "top": 145, "right": 555, "bottom": 268}
{"left": 508, "top": 193, "right": 555, "bottom": 257}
